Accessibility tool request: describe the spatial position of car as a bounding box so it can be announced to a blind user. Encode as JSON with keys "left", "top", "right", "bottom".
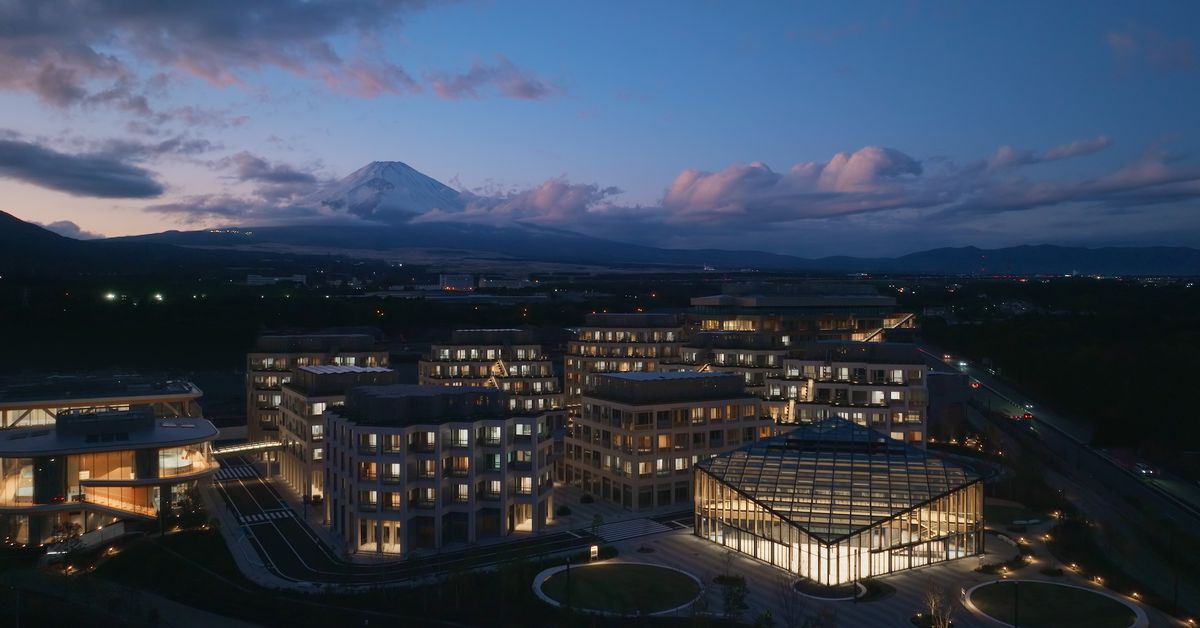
{"left": 1135, "top": 463, "right": 1156, "bottom": 476}
{"left": 969, "top": 380, "right": 981, "bottom": 389}
{"left": 942, "top": 353, "right": 953, "bottom": 361}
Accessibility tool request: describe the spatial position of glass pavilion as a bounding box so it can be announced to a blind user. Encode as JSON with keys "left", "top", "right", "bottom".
{"left": 694, "top": 417, "right": 984, "bottom": 586}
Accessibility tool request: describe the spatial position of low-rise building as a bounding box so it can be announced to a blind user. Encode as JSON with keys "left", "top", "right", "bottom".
{"left": 324, "top": 385, "right": 558, "bottom": 557}
{"left": 677, "top": 331, "right": 788, "bottom": 397}
{"left": 564, "top": 313, "right": 683, "bottom": 412}
{"left": 563, "top": 371, "right": 775, "bottom": 511}
{"left": 278, "top": 365, "right": 399, "bottom": 506}
{"left": 0, "top": 376, "right": 203, "bottom": 430}
{"left": 246, "top": 331, "right": 389, "bottom": 443}
{"left": 694, "top": 418, "right": 983, "bottom": 585}
{"left": 0, "top": 406, "right": 218, "bottom": 547}
{"left": 764, "top": 342, "right": 928, "bottom": 445}
{"left": 419, "top": 329, "right": 561, "bottom": 414}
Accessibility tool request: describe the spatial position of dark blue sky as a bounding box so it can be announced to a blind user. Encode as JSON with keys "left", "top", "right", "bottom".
{"left": 1, "top": 1, "right": 1197, "bottom": 256}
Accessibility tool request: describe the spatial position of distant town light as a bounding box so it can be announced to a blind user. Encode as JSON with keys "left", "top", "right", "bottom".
{"left": 153, "top": 293, "right": 163, "bottom": 302}
{"left": 104, "top": 292, "right": 117, "bottom": 301}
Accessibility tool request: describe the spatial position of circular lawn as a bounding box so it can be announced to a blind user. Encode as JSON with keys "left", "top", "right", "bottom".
{"left": 537, "top": 563, "right": 701, "bottom": 616}
{"left": 969, "top": 581, "right": 1139, "bottom": 628}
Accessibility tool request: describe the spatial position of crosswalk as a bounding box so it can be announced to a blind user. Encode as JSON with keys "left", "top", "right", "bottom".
{"left": 215, "top": 466, "right": 258, "bottom": 481}
{"left": 238, "top": 509, "right": 293, "bottom": 525}
{"left": 594, "top": 518, "right": 672, "bottom": 542}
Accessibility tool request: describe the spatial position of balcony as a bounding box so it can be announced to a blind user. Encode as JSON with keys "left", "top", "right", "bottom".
{"left": 445, "top": 468, "right": 470, "bottom": 478}
{"left": 478, "top": 436, "right": 502, "bottom": 448}
{"left": 358, "top": 502, "right": 379, "bottom": 513}
{"left": 477, "top": 491, "right": 502, "bottom": 502}
{"left": 409, "top": 442, "right": 436, "bottom": 454}
{"left": 507, "top": 460, "right": 533, "bottom": 472}
{"left": 409, "top": 499, "right": 437, "bottom": 510}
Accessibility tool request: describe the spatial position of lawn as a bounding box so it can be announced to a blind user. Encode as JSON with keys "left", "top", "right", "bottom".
{"left": 985, "top": 503, "right": 1044, "bottom": 525}
{"left": 539, "top": 563, "right": 701, "bottom": 615}
{"left": 971, "top": 581, "right": 1136, "bottom": 628}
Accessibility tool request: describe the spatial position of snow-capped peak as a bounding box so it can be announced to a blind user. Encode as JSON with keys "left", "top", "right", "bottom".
{"left": 304, "top": 161, "right": 464, "bottom": 222}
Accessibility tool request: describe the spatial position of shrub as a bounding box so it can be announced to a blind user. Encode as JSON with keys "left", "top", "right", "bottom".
{"left": 580, "top": 494, "right": 594, "bottom": 504}
{"left": 555, "top": 505, "right": 572, "bottom": 517}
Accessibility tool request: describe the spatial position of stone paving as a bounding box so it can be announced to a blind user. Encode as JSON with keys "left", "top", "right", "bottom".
{"left": 595, "top": 520, "right": 1181, "bottom": 628}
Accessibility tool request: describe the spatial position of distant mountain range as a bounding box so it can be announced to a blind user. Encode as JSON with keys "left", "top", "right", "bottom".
{"left": 4, "top": 159, "right": 1200, "bottom": 276}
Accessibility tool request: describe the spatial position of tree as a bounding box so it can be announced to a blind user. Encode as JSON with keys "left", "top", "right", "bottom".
{"left": 720, "top": 574, "right": 747, "bottom": 622}
{"left": 922, "top": 579, "right": 956, "bottom": 628}
{"left": 591, "top": 514, "right": 604, "bottom": 538}
{"left": 776, "top": 571, "right": 806, "bottom": 628}
{"left": 50, "top": 521, "right": 84, "bottom": 575}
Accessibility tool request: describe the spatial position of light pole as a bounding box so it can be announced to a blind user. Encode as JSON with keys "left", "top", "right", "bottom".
{"left": 1013, "top": 579, "right": 1019, "bottom": 628}
{"left": 565, "top": 556, "right": 571, "bottom": 613}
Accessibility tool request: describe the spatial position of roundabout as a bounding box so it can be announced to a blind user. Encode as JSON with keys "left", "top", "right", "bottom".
{"left": 965, "top": 580, "right": 1146, "bottom": 628}
{"left": 533, "top": 562, "right": 703, "bottom": 617}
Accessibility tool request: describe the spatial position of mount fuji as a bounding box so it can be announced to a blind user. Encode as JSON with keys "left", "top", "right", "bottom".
{"left": 93, "top": 160, "right": 1200, "bottom": 274}
{"left": 301, "top": 161, "right": 465, "bottom": 221}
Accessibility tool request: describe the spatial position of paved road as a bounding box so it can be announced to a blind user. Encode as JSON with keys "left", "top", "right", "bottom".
{"left": 920, "top": 345, "right": 1200, "bottom": 522}
{"left": 211, "top": 456, "right": 692, "bottom": 585}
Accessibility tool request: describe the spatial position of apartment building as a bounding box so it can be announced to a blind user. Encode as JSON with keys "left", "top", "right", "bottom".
{"left": 0, "top": 406, "right": 218, "bottom": 547}
{"left": 677, "top": 331, "right": 788, "bottom": 397}
{"left": 0, "top": 376, "right": 203, "bottom": 430}
{"left": 246, "top": 331, "right": 389, "bottom": 443}
{"left": 324, "top": 385, "right": 558, "bottom": 557}
{"left": 563, "top": 372, "right": 775, "bottom": 511}
{"left": 277, "top": 365, "right": 399, "bottom": 506}
{"left": 764, "top": 342, "right": 928, "bottom": 445}
{"left": 564, "top": 313, "right": 684, "bottom": 412}
{"left": 689, "top": 285, "right": 916, "bottom": 343}
{"left": 418, "top": 329, "right": 561, "bottom": 414}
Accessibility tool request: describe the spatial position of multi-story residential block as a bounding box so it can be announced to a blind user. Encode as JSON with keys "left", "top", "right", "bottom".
{"left": 678, "top": 331, "right": 788, "bottom": 397}
{"left": 324, "top": 385, "right": 558, "bottom": 557}
{"left": 563, "top": 371, "right": 775, "bottom": 511}
{"left": 689, "top": 285, "right": 916, "bottom": 343}
{"left": 419, "top": 329, "right": 561, "bottom": 414}
{"left": 246, "top": 331, "right": 389, "bottom": 443}
{"left": 764, "top": 342, "right": 928, "bottom": 445}
{"left": 0, "top": 406, "right": 218, "bottom": 547}
{"left": 564, "top": 313, "right": 683, "bottom": 412}
{"left": 0, "top": 376, "right": 203, "bottom": 430}
{"left": 278, "top": 365, "right": 399, "bottom": 506}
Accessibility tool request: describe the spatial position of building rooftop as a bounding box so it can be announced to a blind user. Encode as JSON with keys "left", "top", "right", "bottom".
{"left": 0, "top": 408, "right": 218, "bottom": 456}
{"left": 602, "top": 371, "right": 732, "bottom": 382}
{"left": 333, "top": 385, "right": 528, "bottom": 426}
{"left": 582, "top": 312, "right": 682, "bottom": 328}
{"left": 788, "top": 341, "right": 925, "bottom": 365}
{"left": 584, "top": 371, "right": 748, "bottom": 404}
{"left": 0, "top": 377, "right": 201, "bottom": 407}
{"left": 298, "top": 365, "right": 393, "bottom": 375}
{"left": 696, "top": 418, "right": 983, "bottom": 543}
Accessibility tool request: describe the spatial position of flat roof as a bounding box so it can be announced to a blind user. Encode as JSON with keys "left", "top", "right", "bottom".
{"left": 697, "top": 418, "right": 982, "bottom": 543}
{"left": 0, "top": 377, "right": 201, "bottom": 407}
{"left": 602, "top": 371, "right": 733, "bottom": 382}
{"left": 298, "top": 365, "right": 393, "bottom": 375}
{"left": 0, "top": 418, "right": 218, "bottom": 456}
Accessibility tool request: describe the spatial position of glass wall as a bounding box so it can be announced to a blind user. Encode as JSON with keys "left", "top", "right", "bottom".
{"left": 695, "top": 469, "right": 983, "bottom": 585}
{"left": 0, "top": 457, "right": 34, "bottom": 506}
{"left": 158, "top": 443, "right": 215, "bottom": 478}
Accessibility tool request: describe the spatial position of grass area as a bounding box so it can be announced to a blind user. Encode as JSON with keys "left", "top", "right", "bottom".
{"left": 985, "top": 503, "right": 1044, "bottom": 525}
{"left": 540, "top": 563, "right": 700, "bottom": 615}
{"left": 971, "top": 581, "right": 1136, "bottom": 628}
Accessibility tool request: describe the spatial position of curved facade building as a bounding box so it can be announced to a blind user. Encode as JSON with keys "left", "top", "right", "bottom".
{"left": 0, "top": 407, "right": 218, "bottom": 547}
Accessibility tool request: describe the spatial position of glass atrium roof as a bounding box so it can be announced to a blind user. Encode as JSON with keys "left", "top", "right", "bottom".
{"left": 696, "top": 417, "right": 983, "bottom": 543}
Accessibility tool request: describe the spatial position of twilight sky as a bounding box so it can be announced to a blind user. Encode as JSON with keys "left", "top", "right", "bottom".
{"left": 1, "top": 0, "right": 1198, "bottom": 257}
